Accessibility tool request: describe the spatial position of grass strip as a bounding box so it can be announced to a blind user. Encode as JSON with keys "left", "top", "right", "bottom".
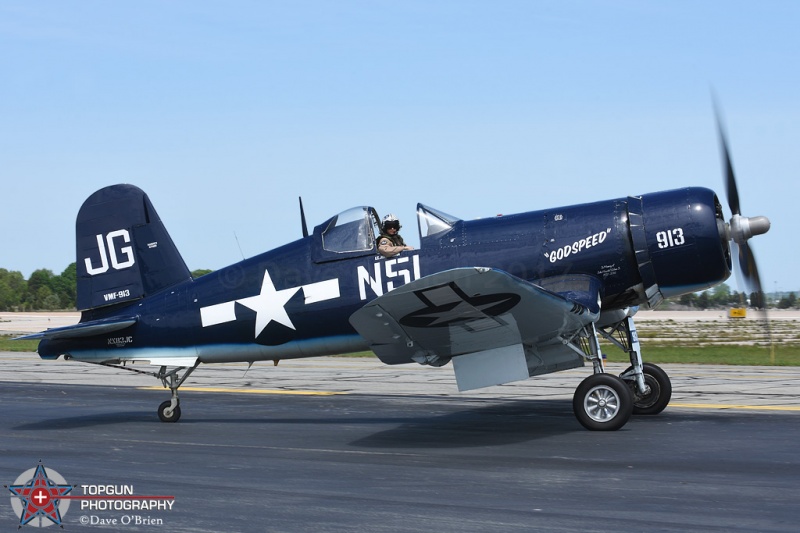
{"left": 602, "top": 344, "right": 800, "bottom": 366}
{"left": 0, "top": 335, "right": 39, "bottom": 352}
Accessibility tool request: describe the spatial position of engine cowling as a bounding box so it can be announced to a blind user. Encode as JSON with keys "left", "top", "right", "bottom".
{"left": 629, "top": 187, "right": 732, "bottom": 303}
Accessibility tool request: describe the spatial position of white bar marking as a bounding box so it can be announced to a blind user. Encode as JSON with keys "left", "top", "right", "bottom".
{"left": 303, "top": 278, "right": 340, "bottom": 304}
{"left": 200, "top": 301, "right": 237, "bottom": 327}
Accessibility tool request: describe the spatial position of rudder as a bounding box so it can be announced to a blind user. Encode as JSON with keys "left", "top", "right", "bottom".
{"left": 76, "top": 184, "right": 191, "bottom": 311}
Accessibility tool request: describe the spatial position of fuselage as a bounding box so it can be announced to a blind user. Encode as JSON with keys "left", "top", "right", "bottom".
{"left": 39, "top": 186, "right": 731, "bottom": 365}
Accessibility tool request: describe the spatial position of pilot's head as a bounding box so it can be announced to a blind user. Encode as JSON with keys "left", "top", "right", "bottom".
{"left": 382, "top": 214, "right": 401, "bottom": 233}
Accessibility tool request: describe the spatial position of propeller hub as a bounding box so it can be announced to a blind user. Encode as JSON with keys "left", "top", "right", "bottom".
{"left": 729, "top": 214, "right": 770, "bottom": 245}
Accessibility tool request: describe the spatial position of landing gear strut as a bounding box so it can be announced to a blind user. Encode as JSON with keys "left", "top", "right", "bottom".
{"left": 80, "top": 359, "right": 199, "bottom": 423}
{"left": 598, "top": 313, "right": 672, "bottom": 415}
{"left": 154, "top": 363, "right": 198, "bottom": 423}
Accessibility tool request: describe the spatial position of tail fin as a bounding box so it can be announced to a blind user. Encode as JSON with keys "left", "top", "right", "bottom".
{"left": 76, "top": 184, "right": 191, "bottom": 311}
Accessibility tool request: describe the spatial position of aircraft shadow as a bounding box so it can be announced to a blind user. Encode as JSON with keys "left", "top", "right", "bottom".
{"left": 186, "top": 398, "right": 586, "bottom": 447}
{"left": 13, "top": 398, "right": 582, "bottom": 449}
{"left": 13, "top": 411, "right": 155, "bottom": 430}
{"left": 349, "top": 399, "right": 582, "bottom": 449}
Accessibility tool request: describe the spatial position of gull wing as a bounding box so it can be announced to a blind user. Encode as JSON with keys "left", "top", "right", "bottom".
{"left": 349, "top": 268, "right": 601, "bottom": 391}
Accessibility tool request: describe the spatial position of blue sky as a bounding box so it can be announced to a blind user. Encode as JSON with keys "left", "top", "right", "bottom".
{"left": 1, "top": 1, "right": 797, "bottom": 294}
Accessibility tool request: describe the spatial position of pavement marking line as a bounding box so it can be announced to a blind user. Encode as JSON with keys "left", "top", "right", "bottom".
{"left": 137, "top": 386, "right": 346, "bottom": 396}
{"left": 670, "top": 402, "right": 800, "bottom": 412}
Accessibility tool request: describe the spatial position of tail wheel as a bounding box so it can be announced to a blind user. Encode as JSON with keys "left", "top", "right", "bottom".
{"left": 573, "top": 374, "right": 633, "bottom": 431}
{"left": 158, "top": 400, "right": 181, "bottom": 423}
{"left": 623, "top": 363, "right": 672, "bottom": 415}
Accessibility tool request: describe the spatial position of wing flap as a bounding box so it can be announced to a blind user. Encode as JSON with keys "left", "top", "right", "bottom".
{"left": 451, "top": 344, "right": 530, "bottom": 391}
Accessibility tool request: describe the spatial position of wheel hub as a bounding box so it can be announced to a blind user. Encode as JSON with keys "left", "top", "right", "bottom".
{"left": 585, "top": 385, "right": 621, "bottom": 422}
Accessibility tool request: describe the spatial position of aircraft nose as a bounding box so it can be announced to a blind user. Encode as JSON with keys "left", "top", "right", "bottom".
{"left": 729, "top": 214, "right": 770, "bottom": 245}
{"left": 747, "top": 215, "right": 770, "bottom": 237}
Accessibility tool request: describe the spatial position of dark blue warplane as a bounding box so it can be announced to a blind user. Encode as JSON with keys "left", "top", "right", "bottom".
{"left": 21, "top": 123, "right": 770, "bottom": 431}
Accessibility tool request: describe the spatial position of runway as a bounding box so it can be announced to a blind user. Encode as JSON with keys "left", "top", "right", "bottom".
{"left": 2, "top": 354, "right": 800, "bottom": 532}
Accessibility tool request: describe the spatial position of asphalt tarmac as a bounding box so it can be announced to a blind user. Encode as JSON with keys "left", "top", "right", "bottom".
{"left": 1, "top": 353, "right": 800, "bottom": 532}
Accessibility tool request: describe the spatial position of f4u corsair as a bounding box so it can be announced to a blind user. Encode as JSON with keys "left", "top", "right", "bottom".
{"left": 21, "top": 128, "right": 769, "bottom": 431}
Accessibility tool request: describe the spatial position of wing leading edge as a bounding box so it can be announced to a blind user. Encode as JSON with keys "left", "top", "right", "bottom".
{"left": 349, "top": 268, "right": 602, "bottom": 391}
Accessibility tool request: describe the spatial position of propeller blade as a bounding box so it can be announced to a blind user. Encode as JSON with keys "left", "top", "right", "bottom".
{"left": 738, "top": 242, "right": 772, "bottom": 345}
{"left": 714, "top": 97, "right": 772, "bottom": 349}
{"left": 715, "top": 108, "right": 741, "bottom": 216}
{"left": 737, "top": 241, "right": 762, "bottom": 298}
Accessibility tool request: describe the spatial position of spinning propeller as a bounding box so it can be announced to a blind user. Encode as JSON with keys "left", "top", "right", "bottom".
{"left": 714, "top": 104, "right": 771, "bottom": 306}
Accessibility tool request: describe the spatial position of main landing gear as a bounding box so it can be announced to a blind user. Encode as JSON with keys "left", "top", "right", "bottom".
{"left": 567, "top": 314, "right": 672, "bottom": 431}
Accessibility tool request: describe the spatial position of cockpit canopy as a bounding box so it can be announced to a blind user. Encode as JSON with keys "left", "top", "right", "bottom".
{"left": 312, "top": 207, "right": 381, "bottom": 263}
{"left": 320, "top": 207, "right": 380, "bottom": 254}
{"left": 416, "top": 204, "right": 459, "bottom": 238}
{"left": 311, "top": 203, "right": 461, "bottom": 263}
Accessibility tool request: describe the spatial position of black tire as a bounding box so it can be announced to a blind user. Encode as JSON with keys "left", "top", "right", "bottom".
{"left": 622, "top": 363, "right": 672, "bottom": 415}
{"left": 158, "top": 400, "right": 181, "bottom": 423}
{"left": 573, "top": 374, "right": 633, "bottom": 431}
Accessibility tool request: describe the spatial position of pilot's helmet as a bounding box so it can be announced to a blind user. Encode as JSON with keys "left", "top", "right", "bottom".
{"left": 382, "top": 214, "right": 401, "bottom": 231}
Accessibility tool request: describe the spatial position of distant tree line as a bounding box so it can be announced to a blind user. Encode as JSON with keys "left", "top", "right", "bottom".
{"left": 776, "top": 293, "right": 798, "bottom": 309}
{"left": 0, "top": 264, "right": 77, "bottom": 311}
{"left": 672, "top": 283, "right": 797, "bottom": 310}
{"left": 0, "top": 265, "right": 212, "bottom": 311}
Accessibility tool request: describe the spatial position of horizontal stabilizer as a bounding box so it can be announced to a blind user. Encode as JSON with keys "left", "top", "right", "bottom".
{"left": 15, "top": 316, "right": 138, "bottom": 341}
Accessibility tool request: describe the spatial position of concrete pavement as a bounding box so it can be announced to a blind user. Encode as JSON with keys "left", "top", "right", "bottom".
{"left": 2, "top": 351, "right": 799, "bottom": 412}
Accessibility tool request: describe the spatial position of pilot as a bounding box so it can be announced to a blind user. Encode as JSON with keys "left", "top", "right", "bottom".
{"left": 378, "top": 214, "right": 414, "bottom": 257}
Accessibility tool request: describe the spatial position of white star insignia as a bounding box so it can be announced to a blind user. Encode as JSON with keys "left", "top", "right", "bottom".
{"left": 236, "top": 271, "right": 300, "bottom": 337}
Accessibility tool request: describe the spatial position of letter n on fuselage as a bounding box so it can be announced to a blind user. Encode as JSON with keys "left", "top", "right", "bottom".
{"left": 358, "top": 263, "right": 382, "bottom": 300}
